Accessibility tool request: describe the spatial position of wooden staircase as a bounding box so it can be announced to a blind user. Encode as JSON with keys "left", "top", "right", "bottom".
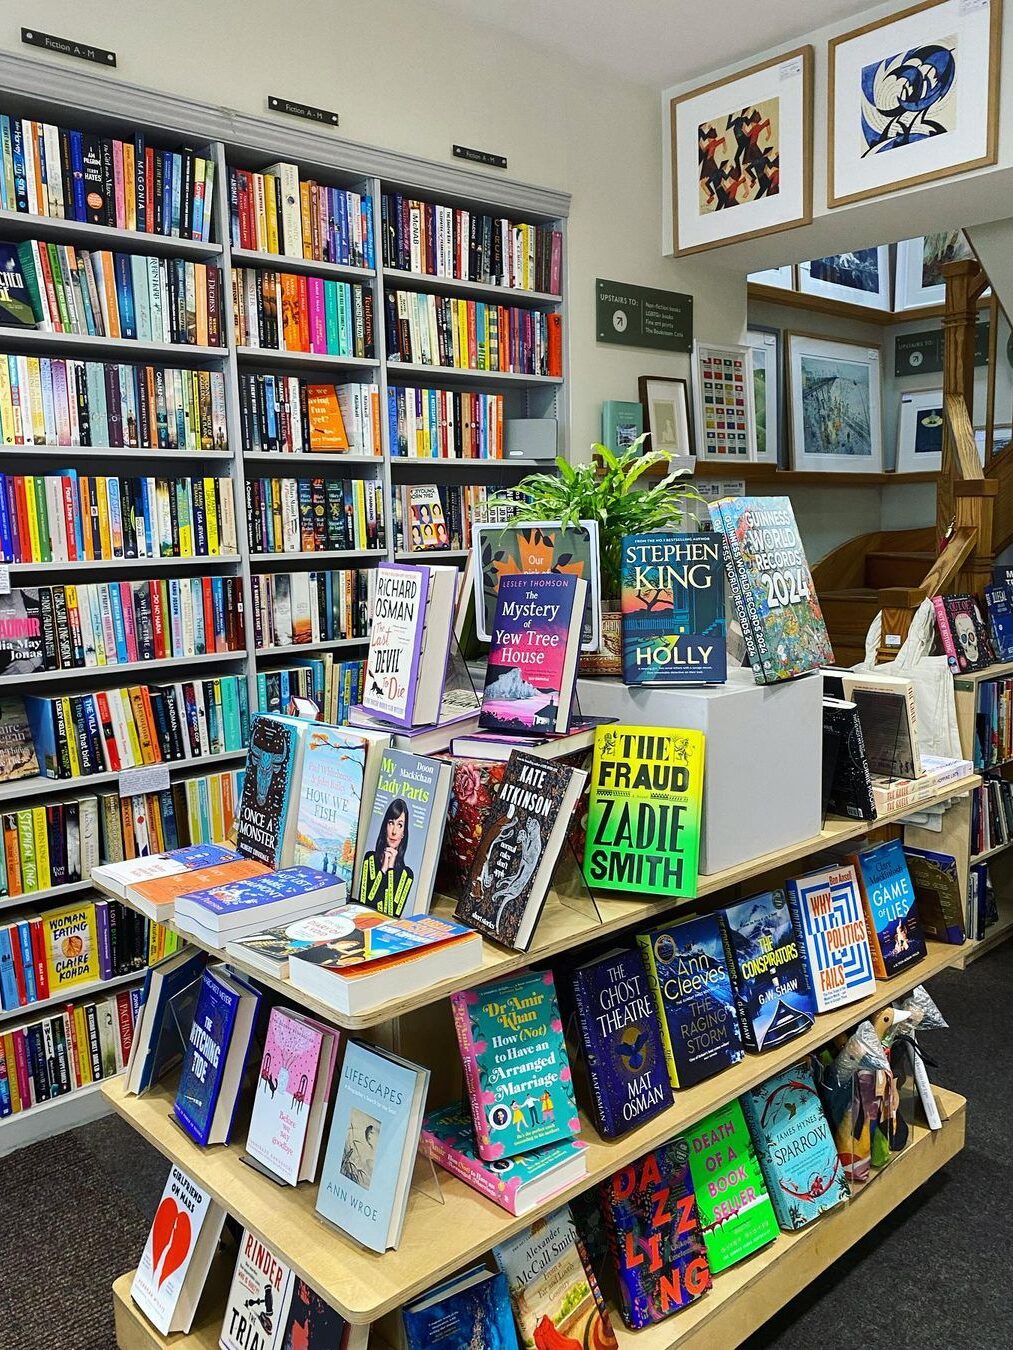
{"left": 814, "top": 528, "right": 935, "bottom": 666}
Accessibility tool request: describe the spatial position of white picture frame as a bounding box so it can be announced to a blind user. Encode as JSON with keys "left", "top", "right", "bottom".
{"left": 798, "top": 247, "right": 891, "bottom": 310}
{"left": 748, "top": 265, "right": 796, "bottom": 290}
{"left": 896, "top": 387, "right": 944, "bottom": 471}
{"left": 895, "top": 232, "right": 978, "bottom": 309}
{"left": 746, "top": 328, "right": 780, "bottom": 464}
{"left": 787, "top": 332, "right": 884, "bottom": 473}
{"left": 692, "top": 340, "right": 757, "bottom": 463}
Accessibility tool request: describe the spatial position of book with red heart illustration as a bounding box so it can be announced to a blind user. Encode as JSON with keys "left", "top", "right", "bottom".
{"left": 130, "top": 1162, "right": 226, "bottom": 1335}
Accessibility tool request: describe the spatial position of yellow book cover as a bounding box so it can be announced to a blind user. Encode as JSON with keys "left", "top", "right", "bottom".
{"left": 27, "top": 358, "right": 45, "bottom": 444}
{"left": 127, "top": 687, "right": 155, "bottom": 764}
{"left": 23, "top": 475, "right": 42, "bottom": 562}
{"left": 123, "top": 141, "right": 136, "bottom": 231}
{"left": 354, "top": 479, "right": 367, "bottom": 550}
{"left": 16, "top": 811, "right": 38, "bottom": 893}
{"left": 203, "top": 476, "right": 220, "bottom": 555}
{"left": 254, "top": 173, "right": 269, "bottom": 250}
{"left": 61, "top": 699, "right": 82, "bottom": 778}
{"left": 73, "top": 1005, "right": 93, "bottom": 1085}
{"left": 263, "top": 174, "right": 280, "bottom": 254}
{"left": 31, "top": 805, "right": 51, "bottom": 892}
{"left": 270, "top": 477, "right": 283, "bottom": 551}
{"left": 118, "top": 688, "right": 145, "bottom": 767}
{"left": 146, "top": 920, "right": 159, "bottom": 964}
{"left": 177, "top": 483, "right": 193, "bottom": 558}
{"left": 165, "top": 927, "right": 180, "bottom": 957}
{"left": 208, "top": 780, "right": 224, "bottom": 845}
{"left": 94, "top": 476, "right": 112, "bottom": 559}
{"left": 0, "top": 359, "right": 15, "bottom": 444}
{"left": 42, "top": 901, "right": 100, "bottom": 992}
{"left": 184, "top": 778, "right": 201, "bottom": 834}
{"left": 2, "top": 1034, "right": 22, "bottom": 1113}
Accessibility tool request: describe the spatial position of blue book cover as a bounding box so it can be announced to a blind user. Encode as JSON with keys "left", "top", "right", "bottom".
{"left": 620, "top": 532, "right": 726, "bottom": 684}
{"left": 113, "top": 254, "right": 137, "bottom": 340}
{"left": 572, "top": 947, "right": 671, "bottom": 1139}
{"left": 985, "top": 583, "right": 1013, "bottom": 660}
{"left": 903, "top": 846, "right": 966, "bottom": 944}
{"left": 741, "top": 1061, "right": 849, "bottom": 1230}
{"left": 721, "top": 889, "right": 816, "bottom": 1053}
{"left": 852, "top": 838, "right": 927, "bottom": 979}
{"left": 172, "top": 966, "right": 242, "bottom": 1146}
{"left": 316, "top": 1040, "right": 428, "bottom": 1252}
{"left": 15, "top": 922, "right": 37, "bottom": 1004}
{"left": 785, "top": 864, "right": 877, "bottom": 1012}
{"left": 235, "top": 714, "right": 307, "bottom": 867}
{"left": 0, "top": 927, "right": 19, "bottom": 1010}
{"left": 403, "top": 1267, "right": 518, "bottom": 1350}
{"left": 177, "top": 865, "right": 340, "bottom": 919}
{"left": 134, "top": 948, "right": 208, "bottom": 1094}
{"left": 638, "top": 914, "right": 744, "bottom": 1089}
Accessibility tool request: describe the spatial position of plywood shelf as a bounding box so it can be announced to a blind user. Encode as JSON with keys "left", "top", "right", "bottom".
{"left": 644, "top": 461, "right": 937, "bottom": 486}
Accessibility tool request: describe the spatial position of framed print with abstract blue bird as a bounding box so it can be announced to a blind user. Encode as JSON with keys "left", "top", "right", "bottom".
{"left": 828, "top": 0, "right": 1001, "bottom": 208}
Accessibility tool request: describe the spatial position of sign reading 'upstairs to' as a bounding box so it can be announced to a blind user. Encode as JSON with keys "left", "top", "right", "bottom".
{"left": 596, "top": 278, "right": 692, "bottom": 353}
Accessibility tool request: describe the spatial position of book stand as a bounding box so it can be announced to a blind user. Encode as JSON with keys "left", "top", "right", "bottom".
{"left": 315, "top": 1144, "right": 446, "bottom": 1253}
{"left": 441, "top": 633, "right": 480, "bottom": 713}
{"left": 551, "top": 837, "right": 604, "bottom": 929}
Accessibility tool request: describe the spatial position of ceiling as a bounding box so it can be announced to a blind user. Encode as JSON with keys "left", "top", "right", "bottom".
{"left": 425, "top": 0, "right": 878, "bottom": 87}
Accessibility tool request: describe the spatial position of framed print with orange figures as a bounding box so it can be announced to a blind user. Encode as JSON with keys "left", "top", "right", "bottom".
{"left": 670, "top": 46, "right": 813, "bottom": 256}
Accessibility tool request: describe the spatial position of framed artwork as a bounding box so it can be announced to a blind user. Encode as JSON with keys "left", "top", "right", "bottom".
{"left": 748, "top": 265, "right": 796, "bottom": 290}
{"left": 798, "top": 247, "right": 891, "bottom": 310}
{"left": 670, "top": 47, "right": 813, "bottom": 256}
{"left": 692, "top": 341, "right": 757, "bottom": 462}
{"left": 974, "top": 425, "right": 1009, "bottom": 462}
{"left": 896, "top": 387, "right": 944, "bottom": 471}
{"left": 637, "top": 375, "right": 693, "bottom": 463}
{"left": 828, "top": 0, "right": 1002, "bottom": 209}
{"left": 786, "top": 332, "right": 884, "bottom": 473}
{"left": 895, "top": 231, "right": 976, "bottom": 309}
{"left": 746, "top": 328, "right": 781, "bottom": 464}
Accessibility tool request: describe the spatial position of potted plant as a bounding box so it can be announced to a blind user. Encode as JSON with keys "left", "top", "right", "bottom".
{"left": 492, "top": 437, "right": 699, "bottom": 675}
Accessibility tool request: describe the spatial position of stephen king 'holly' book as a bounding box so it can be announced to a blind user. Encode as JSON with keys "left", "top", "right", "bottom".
{"left": 292, "top": 725, "right": 369, "bottom": 888}
{"left": 130, "top": 1164, "right": 226, "bottom": 1336}
{"left": 620, "top": 532, "right": 726, "bottom": 685}
{"left": 785, "top": 864, "right": 877, "bottom": 1012}
{"left": 685, "top": 1099, "right": 779, "bottom": 1273}
{"left": 850, "top": 838, "right": 927, "bottom": 980}
{"left": 479, "top": 573, "right": 587, "bottom": 736}
{"left": 402, "top": 1267, "right": 519, "bottom": 1350}
{"left": 903, "top": 846, "right": 966, "bottom": 944}
{"left": 571, "top": 946, "right": 671, "bottom": 1138}
{"left": 219, "top": 1228, "right": 294, "bottom": 1350}
{"left": 638, "top": 913, "right": 743, "bottom": 1089}
{"left": 720, "top": 889, "right": 816, "bottom": 1052}
{"left": 741, "top": 1061, "right": 849, "bottom": 1231}
{"left": 172, "top": 964, "right": 261, "bottom": 1147}
{"left": 985, "top": 583, "right": 1013, "bottom": 660}
{"left": 601, "top": 1140, "right": 711, "bottom": 1328}
{"left": 236, "top": 714, "right": 311, "bottom": 867}
{"left": 932, "top": 592, "right": 995, "bottom": 674}
{"left": 362, "top": 563, "right": 458, "bottom": 727}
{"left": 708, "top": 496, "right": 833, "bottom": 683}
{"left": 454, "top": 751, "right": 586, "bottom": 951}
{"left": 450, "top": 968, "right": 579, "bottom": 1161}
{"left": 583, "top": 724, "right": 705, "bottom": 898}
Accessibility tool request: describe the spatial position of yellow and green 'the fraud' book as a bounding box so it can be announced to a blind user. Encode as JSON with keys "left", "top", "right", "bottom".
{"left": 582, "top": 725, "right": 705, "bottom": 897}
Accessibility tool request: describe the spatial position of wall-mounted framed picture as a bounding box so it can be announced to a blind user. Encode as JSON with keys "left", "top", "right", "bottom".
{"left": 786, "top": 332, "right": 884, "bottom": 473}
{"left": 670, "top": 46, "right": 813, "bottom": 257}
{"left": 637, "top": 375, "right": 694, "bottom": 464}
{"left": 745, "top": 327, "right": 781, "bottom": 464}
{"left": 896, "top": 387, "right": 945, "bottom": 471}
{"left": 798, "top": 247, "right": 891, "bottom": 310}
{"left": 748, "top": 265, "right": 796, "bottom": 290}
{"left": 828, "top": 0, "right": 1002, "bottom": 209}
{"left": 895, "top": 231, "right": 976, "bottom": 309}
{"left": 692, "top": 341, "right": 757, "bottom": 463}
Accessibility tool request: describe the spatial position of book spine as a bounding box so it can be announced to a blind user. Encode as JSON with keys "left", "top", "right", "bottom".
{"left": 635, "top": 933, "right": 680, "bottom": 1089}
{"left": 572, "top": 972, "right": 615, "bottom": 1138}
{"left": 449, "top": 992, "right": 496, "bottom": 1159}
{"left": 931, "top": 596, "right": 959, "bottom": 672}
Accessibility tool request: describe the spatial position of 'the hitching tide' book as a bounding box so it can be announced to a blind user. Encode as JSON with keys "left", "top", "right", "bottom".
{"left": 685, "top": 1099, "right": 779, "bottom": 1273}
{"left": 620, "top": 532, "right": 726, "bottom": 685}
{"left": 720, "top": 889, "right": 816, "bottom": 1053}
{"left": 571, "top": 946, "right": 671, "bottom": 1138}
{"left": 450, "top": 969, "right": 579, "bottom": 1161}
{"left": 785, "top": 863, "right": 877, "bottom": 1012}
{"left": 172, "top": 965, "right": 261, "bottom": 1147}
{"left": 235, "top": 714, "right": 310, "bottom": 867}
{"left": 850, "top": 838, "right": 927, "bottom": 980}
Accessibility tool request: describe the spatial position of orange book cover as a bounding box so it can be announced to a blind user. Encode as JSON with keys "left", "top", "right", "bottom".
{"left": 127, "top": 686, "right": 158, "bottom": 764}
{"left": 195, "top": 264, "right": 209, "bottom": 346}
{"left": 3, "top": 816, "right": 22, "bottom": 895}
{"left": 129, "top": 858, "right": 270, "bottom": 906}
{"left": 306, "top": 385, "right": 349, "bottom": 451}
{"left": 138, "top": 687, "right": 163, "bottom": 762}
{"left": 98, "top": 253, "right": 121, "bottom": 340}
{"left": 547, "top": 312, "right": 563, "bottom": 377}
{"left": 281, "top": 273, "right": 301, "bottom": 351}
{"left": 296, "top": 275, "right": 310, "bottom": 351}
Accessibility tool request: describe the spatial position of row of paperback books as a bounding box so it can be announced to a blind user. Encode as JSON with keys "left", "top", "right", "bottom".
{"left": 392, "top": 482, "right": 503, "bottom": 554}
{"left": 0, "top": 472, "right": 238, "bottom": 563}
{"left": 106, "top": 769, "right": 241, "bottom": 862}
{"left": 384, "top": 288, "right": 563, "bottom": 376}
{"left": 16, "top": 241, "right": 222, "bottom": 344}
{"left": 1, "top": 796, "right": 99, "bottom": 898}
{"left": 226, "top": 163, "right": 375, "bottom": 268}
{"left": 255, "top": 659, "right": 365, "bottom": 725}
{"left": 249, "top": 567, "right": 373, "bottom": 651}
{"left": 380, "top": 191, "right": 562, "bottom": 294}
{"left": 974, "top": 676, "right": 1013, "bottom": 769}
{"left": 971, "top": 774, "right": 1013, "bottom": 856}
{"left": 388, "top": 385, "right": 505, "bottom": 459}
{"left": 0, "top": 575, "right": 245, "bottom": 675}
{"left": 0, "top": 357, "right": 228, "bottom": 452}
{"left": 0, "top": 116, "right": 215, "bottom": 240}
{"left": 231, "top": 267, "right": 374, "bottom": 358}
{"left": 238, "top": 374, "right": 380, "bottom": 455}
{"left": 245, "top": 476, "right": 384, "bottom": 554}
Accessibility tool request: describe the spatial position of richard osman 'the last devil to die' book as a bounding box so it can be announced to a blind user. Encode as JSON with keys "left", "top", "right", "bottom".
{"left": 362, "top": 562, "right": 458, "bottom": 728}
{"left": 620, "top": 532, "right": 726, "bottom": 685}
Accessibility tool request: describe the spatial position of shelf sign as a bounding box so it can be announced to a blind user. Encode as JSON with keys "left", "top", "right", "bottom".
{"left": 894, "top": 321, "right": 989, "bottom": 377}
{"left": 596, "top": 279, "right": 693, "bottom": 353}
{"left": 267, "top": 96, "right": 339, "bottom": 128}
{"left": 0, "top": 564, "right": 9, "bottom": 595}
{"left": 453, "top": 145, "right": 508, "bottom": 170}
{"left": 21, "top": 27, "right": 116, "bottom": 66}
{"left": 119, "top": 764, "right": 170, "bottom": 799}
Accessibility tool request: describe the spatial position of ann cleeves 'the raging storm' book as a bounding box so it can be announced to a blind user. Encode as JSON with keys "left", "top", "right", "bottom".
{"left": 620, "top": 532, "right": 726, "bottom": 685}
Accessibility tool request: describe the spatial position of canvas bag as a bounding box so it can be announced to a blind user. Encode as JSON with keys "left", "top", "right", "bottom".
{"left": 854, "top": 598, "right": 962, "bottom": 759}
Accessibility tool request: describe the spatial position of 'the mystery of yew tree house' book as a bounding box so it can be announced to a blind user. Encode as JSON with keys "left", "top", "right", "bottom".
{"left": 620, "top": 532, "right": 726, "bottom": 684}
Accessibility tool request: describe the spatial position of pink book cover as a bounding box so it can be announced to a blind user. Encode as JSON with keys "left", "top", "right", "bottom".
{"left": 245, "top": 1007, "right": 332, "bottom": 1185}
{"left": 52, "top": 361, "right": 71, "bottom": 446}
{"left": 119, "top": 580, "right": 139, "bottom": 661}
{"left": 12, "top": 1030, "right": 33, "bottom": 1108}
{"left": 112, "top": 140, "right": 126, "bottom": 230}
{"left": 931, "top": 595, "right": 959, "bottom": 667}
{"left": 307, "top": 277, "right": 327, "bottom": 354}
{"left": 61, "top": 478, "right": 79, "bottom": 560}
{"left": 550, "top": 232, "right": 563, "bottom": 295}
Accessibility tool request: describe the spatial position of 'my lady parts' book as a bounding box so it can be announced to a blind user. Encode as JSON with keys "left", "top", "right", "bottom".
{"left": 720, "top": 888, "right": 816, "bottom": 1052}
{"left": 786, "top": 863, "right": 877, "bottom": 1012}
{"left": 620, "top": 532, "right": 726, "bottom": 685}
{"left": 362, "top": 562, "right": 458, "bottom": 727}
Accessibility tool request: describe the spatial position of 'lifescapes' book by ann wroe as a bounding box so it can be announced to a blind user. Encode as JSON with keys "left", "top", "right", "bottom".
{"left": 620, "top": 531, "right": 726, "bottom": 685}
{"left": 720, "top": 888, "right": 816, "bottom": 1052}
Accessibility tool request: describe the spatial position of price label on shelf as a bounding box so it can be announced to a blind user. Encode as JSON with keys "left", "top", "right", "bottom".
{"left": 119, "top": 764, "right": 170, "bottom": 799}
{"left": 0, "top": 564, "right": 9, "bottom": 595}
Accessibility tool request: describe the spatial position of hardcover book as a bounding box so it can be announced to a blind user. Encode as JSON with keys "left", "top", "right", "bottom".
{"left": 124, "top": 947, "right": 208, "bottom": 1096}
{"left": 571, "top": 946, "right": 671, "bottom": 1138}
{"left": 172, "top": 964, "right": 261, "bottom": 1147}
{"left": 638, "top": 913, "right": 743, "bottom": 1088}
{"left": 601, "top": 399, "right": 643, "bottom": 456}
{"left": 130, "top": 1164, "right": 226, "bottom": 1336}
{"left": 450, "top": 969, "right": 579, "bottom": 1160}
{"left": 0, "top": 241, "right": 39, "bottom": 326}
{"left": 362, "top": 563, "right": 457, "bottom": 727}
{"left": 0, "top": 695, "right": 39, "bottom": 782}
{"left": 601, "top": 1139, "right": 711, "bottom": 1328}
{"left": 903, "top": 846, "right": 966, "bottom": 944}
{"left": 985, "top": 582, "right": 1013, "bottom": 660}
{"left": 822, "top": 698, "right": 876, "bottom": 821}
{"left": 785, "top": 864, "right": 877, "bottom": 1012}
{"left": 292, "top": 725, "right": 369, "bottom": 888}
{"left": 741, "top": 1061, "right": 849, "bottom": 1231}
{"left": 454, "top": 751, "right": 586, "bottom": 951}
{"left": 932, "top": 593, "right": 995, "bottom": 673}
{"left": 235, "top": 714, "right": 310, "bottom": 867}
{"left": 850, "top": 838, "right": 927, "bottom": 979}
{"left": 620, "top": 532, "right": 726, "bottom": 685}
{"left": 685, "top": 1099, "right": 779, "bottom": 1273}
{"left": 708, "top": 496, "right": 833, "bottom": 683}
{"left": 405, "top": 484, "right": 449, "bottom": 552}
{"left": 282, "top": 1278, "right": 365, "bottom": 1350}
{"left": 841, "top": 672, "right": 922, "bottom": 779}
{"left": 583, "top": 724, "right": 705, "bottom": 898}
{"left": 402, "top": 1266, "right": 519, "bottom": 1350}
{"left": 720, "top": 889, "right": 816, "bottom": 1052}
{"left": 478, "top": 573, "right": 586, "bottom": 735}
{"left": 219, "top": 1228, "right": 294, "bottom": 1350}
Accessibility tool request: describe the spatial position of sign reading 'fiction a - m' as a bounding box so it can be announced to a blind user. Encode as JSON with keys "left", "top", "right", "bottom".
{"left": 596, "top": 279, "right": 692, "bottom": 353}
{"left": 22, "top": 26, "right": 116, "bottom": 66}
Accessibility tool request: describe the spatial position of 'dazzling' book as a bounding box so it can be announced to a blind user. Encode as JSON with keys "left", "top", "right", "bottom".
{"left": 235, "top": 714, "right": 309, "bottom": 867}
{"left": 786, "top": 864, "right": 876, "bottom": 1012}
{"left": 686, "top": 1099, "right": 779, "bottom": 1273}
{"left": 620, "top": 532, "right": 726, "bottom": 684}
{"left": 850, "top": 838, "right": 927, "bottom": 980}
{"left": 721, "top": 889, "right": 816, "bottom": 1052}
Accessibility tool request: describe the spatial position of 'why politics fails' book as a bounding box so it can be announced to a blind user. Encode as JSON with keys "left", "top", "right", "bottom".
{"left": 620, "top": 532, "right": 726, "bottom": 685}
{"left": 786, "top": 863, "right": 877, "bottom": 1012}
{"left": 721, "top": 889, "right": 817, "bottom": 1053}
{"left": 850, "top": 838, "right": 927, "bottom": 980}
{"left": 583, "top": 724, "right": 705, "bottom": 898}
{"left": 236, "top": 714, "right": 310, "bottom": 868}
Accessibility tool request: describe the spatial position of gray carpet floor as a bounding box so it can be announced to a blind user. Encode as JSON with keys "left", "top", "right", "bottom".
{"left": 0, "top": 944, "right": 1008, "bottom": 1350}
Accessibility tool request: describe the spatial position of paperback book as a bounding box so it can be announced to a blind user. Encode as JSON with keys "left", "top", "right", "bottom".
{"left": 174, "top": 866, "right": 347, "bottom": 944}
{"left": 721, "top": 889, "right": 816, "bottom": 1052}
{"left": 0, "top": 695, "right": 39, "bottom": 782}
{"left": 402, "top": 1267, "right": 519, "bottom": 1350}
{"left": 841, "top": 672, "right": 922, "bottom": 779}
{"left": 786, "top": 864, "right": 877, "bottom": 1011}
{"left": 40, "top": 901, "right": 100, "bottom": 993}
{"left": 235, "top": 714, "right": 310, "bottom": 867}
{"left": 219, "top": 1228, "right": 294, "bottom": 1350}
{"left": 620, "top": 532, "right": 726, "bottom": 685}
{"left": 224, "top": 905, "right": 376, "bottom": 979}
{"left": 850, "top": 838, "right": 927, "bottom": 979}
{"left": 822, "top": 698, "right": 877, "bottom": 821}
{"left": 124, "top": 947, "right": 208, "bottom": 1096}
{"left": 903, "top": 846, "right": 966, "bottom": 943}
{"left": 362, "top": 563, "right": 457, "bottom": 727}
{"left": 130, "top": 1164, "right": 226, "bottom": 1336}
{"left": 354, "top": 748, "right": 452, "bottom": 917}
{"left": 685, "top": 1099, "right": 779, "bottom": 1273}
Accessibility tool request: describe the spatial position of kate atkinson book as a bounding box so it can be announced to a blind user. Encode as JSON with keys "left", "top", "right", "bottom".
{"left": 172, "top": 964, "right": 261, "bottom": 1147}
{"left": 245, "top": 1004, "right": 340, "bottom": 1185}
{"left": 450, "top": 969, "right": 580, "bottom": 1161}
{"left": 478, "top": 573, "right": 587, "bottom": 735}
{"left": 583, "top": 725, "right": 705, "bottom": 899}
{"left": 720, "top": 889, "right": 816, "bottom": 1053}
{"left": 785, "top": 863, "right": 877, "bottom": 1012}
{"left": 130, "top": 1163, "right": 226, "bottom": 1336}
{"left": 362, "top": 562, "right": 458, "bottom": 727}
{"left": 315, "top": 1038, "right": 430, "bottom": 1253}
{"left": 686, "top": 1099, "right": 779, "bottom": 1274}
{"left": 849, "top": 838, "right": 927, "bottom": 980}
{"left": 454, "top": 751, "right": 586, "bottom": 952}
{"left": 402, "top": 1267, "right": 519, "bottom": 1350}
{"left": 235, "top": 714, "right": 312, "bottom": 867}
{"left": 620, "top": 532, "right": 726, "bottom": 685}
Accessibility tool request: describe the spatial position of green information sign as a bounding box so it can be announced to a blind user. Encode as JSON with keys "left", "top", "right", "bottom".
{"left": 596, "top": 278, "right": 693, "bottom": 353}
{"left": 894, "top": 321, "right": 990, "bottom": 377}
